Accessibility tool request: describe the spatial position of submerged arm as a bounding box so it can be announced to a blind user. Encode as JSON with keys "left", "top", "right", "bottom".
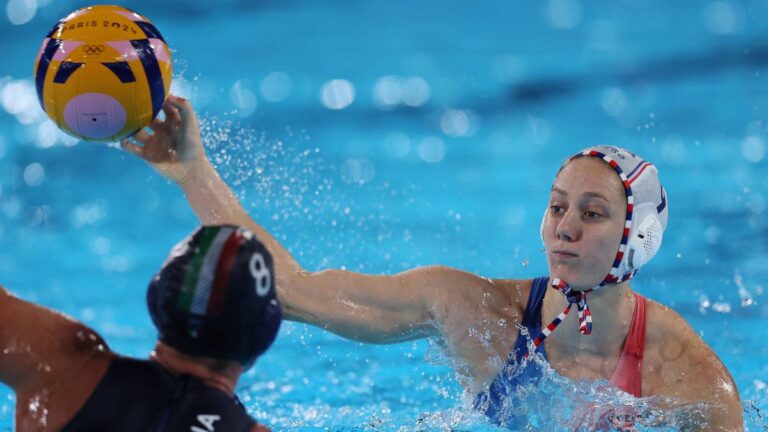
{"left": 123, "top": 96, "right": 496, "bottom": 344}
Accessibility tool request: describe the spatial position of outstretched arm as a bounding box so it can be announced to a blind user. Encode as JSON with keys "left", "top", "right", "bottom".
{"left": 122, "top": 96, "right": 499, "bottom": 344}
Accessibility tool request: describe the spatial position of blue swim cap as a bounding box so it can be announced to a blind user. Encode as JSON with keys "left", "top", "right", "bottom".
{"left": 147, "top": 225, "right": 282, "bottom": 369}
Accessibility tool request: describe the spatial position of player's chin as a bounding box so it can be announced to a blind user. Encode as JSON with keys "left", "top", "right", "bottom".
{"left": 549, "top": 265, "right": 600, "bottom": 290}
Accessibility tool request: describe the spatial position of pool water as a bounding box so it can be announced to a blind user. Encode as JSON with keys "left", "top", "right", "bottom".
{"left": 1, "top": 0, "right": 768, "bottom": 430}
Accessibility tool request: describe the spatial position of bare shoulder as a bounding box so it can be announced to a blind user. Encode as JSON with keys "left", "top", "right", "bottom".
{"left": 1, "top": 285, "right": 115, "bottom": 430}
{"left": 643, "top": 298, "right": 743, "bottom": 431}
{"left": 644, "top": 299, "right": 726, "bottom": 382}
{"left": 0, "top": 285, "right": 113, "bottom": 390}
{"left": 489, "top": 277, "right": 532, "bottom": 320}
{"left": 426, "top": 268, "right": 530, "bottom": 326}
{"left": 425, "top": 272, "right": 534, "bottom": 385}
{"left": 458, "top": 275, "right": 531, "bottom": 328}
{"left": 643, "top": 299, "right": 693, "bottom": 368}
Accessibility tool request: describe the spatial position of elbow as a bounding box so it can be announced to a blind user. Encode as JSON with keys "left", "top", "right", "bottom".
{"left": 275, "top": 268, "right": 315, "bottom": 322}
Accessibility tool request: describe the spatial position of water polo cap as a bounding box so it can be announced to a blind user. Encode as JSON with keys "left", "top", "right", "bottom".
{"left": 568, "top": 145, "right": 668, "bottom": 286}
{"left": 531, "top": 146, "right": 667, "bottom": 348}
{"left": 147, "top": 225, "right": 282, "bottom": 369}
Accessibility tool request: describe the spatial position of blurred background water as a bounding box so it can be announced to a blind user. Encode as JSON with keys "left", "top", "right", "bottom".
{"left": 1, "top": 0, "right": 768, "bottom": 430}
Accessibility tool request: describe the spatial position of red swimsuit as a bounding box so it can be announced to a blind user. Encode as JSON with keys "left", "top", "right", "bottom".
{"left": 609, "top": 292, "right": 647, "bottom": 397}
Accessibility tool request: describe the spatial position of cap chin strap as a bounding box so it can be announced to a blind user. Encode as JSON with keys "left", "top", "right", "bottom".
{"left": 530, "top": 211, "right": 654, "bottom": 355}
{"left": 526, "top": 270, "right": 638, "bottom": 358}
{"left": 528, "top": 278, "right": 593, "bottom": 355}
{"left": 530, "top": 201, "right": 657, "bottom": 354}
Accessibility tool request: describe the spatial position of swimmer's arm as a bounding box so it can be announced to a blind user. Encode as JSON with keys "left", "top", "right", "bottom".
{"left": 178, "top": 179, "right": 505, "bottom": 343}
{"left": 678, "top": 345, "right": 743, "bottom": 431}
{"left": 121, "top": 97, "right": 502, "bottom": 343}
{"left": 178, "top": 160, "right": 442, "bottom": 341}
{"left": 285, "top": 266, "right": 502, "bottom": 343}
{"left": 0, "top": 285, "right": 110, "bottom": 393}
{"left": 178, "top": 163, "right": 497, "bottom": 341}
{"left": 121, "top": 95, "right": 306, "bottom": 279}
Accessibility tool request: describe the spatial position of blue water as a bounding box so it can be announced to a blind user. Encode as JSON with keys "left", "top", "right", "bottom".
{"left": 2, "top": 0, "right": 768, "bottom": 430}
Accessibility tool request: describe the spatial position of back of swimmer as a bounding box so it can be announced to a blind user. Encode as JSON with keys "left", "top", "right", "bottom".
{"left": 0, "top": 225, "right": 280, "bottom": 431}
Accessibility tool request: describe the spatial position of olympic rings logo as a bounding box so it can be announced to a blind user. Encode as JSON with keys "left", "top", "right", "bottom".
{"left": 83, "top": 45, "right": 105, "bottom": 55}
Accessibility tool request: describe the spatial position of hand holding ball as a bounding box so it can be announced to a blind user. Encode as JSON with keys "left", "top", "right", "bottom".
{"left": 34, "top": 5, "right": 173, "bottom": 142}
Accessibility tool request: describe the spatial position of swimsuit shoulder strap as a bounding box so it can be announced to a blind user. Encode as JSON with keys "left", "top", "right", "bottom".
{"left": 521, "top": 277, "right": 549, "bottom": 328}
{"left": 609, "top": 292, "right": 647, "bottom": 397}
{"left": 623, "top": 293, "right": 647, "bottom": 356}
{"left": 509, "top": 277, "right": 549, "bottom": 361}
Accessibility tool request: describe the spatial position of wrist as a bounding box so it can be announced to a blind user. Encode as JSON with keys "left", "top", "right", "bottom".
{"left": 178, "top": 156, "right": 216, "bottom": 188}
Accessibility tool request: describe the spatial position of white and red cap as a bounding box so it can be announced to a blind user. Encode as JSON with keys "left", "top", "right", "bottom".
{"left": 569, "top": 145, "right": 668, "bottom": 286}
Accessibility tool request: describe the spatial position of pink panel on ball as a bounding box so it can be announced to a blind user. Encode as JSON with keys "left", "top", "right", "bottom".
{"left": 36, "top": 38, "right": 50, "bottom": 62}
{"left": 52, "top": 41, "right": 84, "bottom": 61}
{"left": 106, "top": 41, "right": 139, "bottom": 61}
{"left": 63, "top": 93, "right": 127, "bottom": 140}
{"left": 149, "top": 39, "right": 170, "bottom": 63}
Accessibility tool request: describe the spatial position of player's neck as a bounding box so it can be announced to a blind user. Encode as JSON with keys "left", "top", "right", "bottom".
{"left": 543, "top": 281, "right": 635, "bottom": 355}
{"left": 151, "top": 342, "right": 241, "bottom": 396}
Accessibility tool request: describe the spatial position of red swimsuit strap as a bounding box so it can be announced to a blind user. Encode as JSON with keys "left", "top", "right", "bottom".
{"left": 609, "top": 293, "right": 647, "bottom": 397}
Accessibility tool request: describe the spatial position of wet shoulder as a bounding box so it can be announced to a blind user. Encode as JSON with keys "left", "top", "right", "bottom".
{"left": 644, "top": 299, "right": 691, "bottom": 359}
{"left": 428, "top": 268, "right": 530, "bottom": 319}
{"left": 643, "top": 298, "right": 724, "bottom": 393}
{"left": 488, "top": 278, "right": 533, "bottom": 326}
{"left": 37, "top": 322, "right": 114, "bottom": 430}
{"left": 430, "top": 275, "right": 534, "bottom": 387}
{"left": 642, "top": 297, "right": 742, "bottom": 425}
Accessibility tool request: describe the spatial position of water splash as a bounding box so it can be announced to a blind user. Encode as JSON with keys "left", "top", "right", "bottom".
{"left": 474, "top": 352, "right": 711, "bottom": 430}
{"left": 23, "top": 390, "right": 49, "bottom": 430}
{"left": 744, "top": 399, "right": 768, "bottom": 431}
{"left": 734, "top": 272, "right": 756, "bottom": 307}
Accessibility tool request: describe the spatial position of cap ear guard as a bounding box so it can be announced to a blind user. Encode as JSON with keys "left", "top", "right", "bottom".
{"left": 621, "top": 202, "right": 664, "bottom": 273}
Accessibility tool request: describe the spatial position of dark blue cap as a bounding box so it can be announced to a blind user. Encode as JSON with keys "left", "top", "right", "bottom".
{"left": 147, "top": 225, "right": 282, "bottom": 368}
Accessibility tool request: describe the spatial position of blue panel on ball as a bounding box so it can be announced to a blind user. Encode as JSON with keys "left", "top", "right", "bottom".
{"left": 102, "top": 62, "right": 137, "bottom": 83}
{"left": 130, "top": 39, "right": 165, "bottom": 118}
{"left": 134, "top": 21, "right": 165, "bottom": 42}
{"left": 53, "top": 62, "right": 84, "bottom": 84}
{"left": 35, "top": 38, "right": 62, "bottom": 108}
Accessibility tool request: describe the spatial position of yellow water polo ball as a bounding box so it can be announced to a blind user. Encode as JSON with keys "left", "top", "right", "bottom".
{"left": 33, "top": 5, "right": 173, "bottom": 142}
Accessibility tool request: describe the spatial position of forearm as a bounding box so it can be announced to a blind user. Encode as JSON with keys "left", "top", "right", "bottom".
{"left": 280, "top": 268, "right": 445, "bottom": 344}
{"left": 178, "top": 159, "right": 302, "bottom": 277}
{"left": 286, "top": 301, "right": 435, "bottom": 344}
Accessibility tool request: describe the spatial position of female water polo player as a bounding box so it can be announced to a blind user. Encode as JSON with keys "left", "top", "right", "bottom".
{"left": 0, "top": 225, "right": 280, "bottom": 431}
{"left": 124, "top": 95, "right": 744, "bottom": 431}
